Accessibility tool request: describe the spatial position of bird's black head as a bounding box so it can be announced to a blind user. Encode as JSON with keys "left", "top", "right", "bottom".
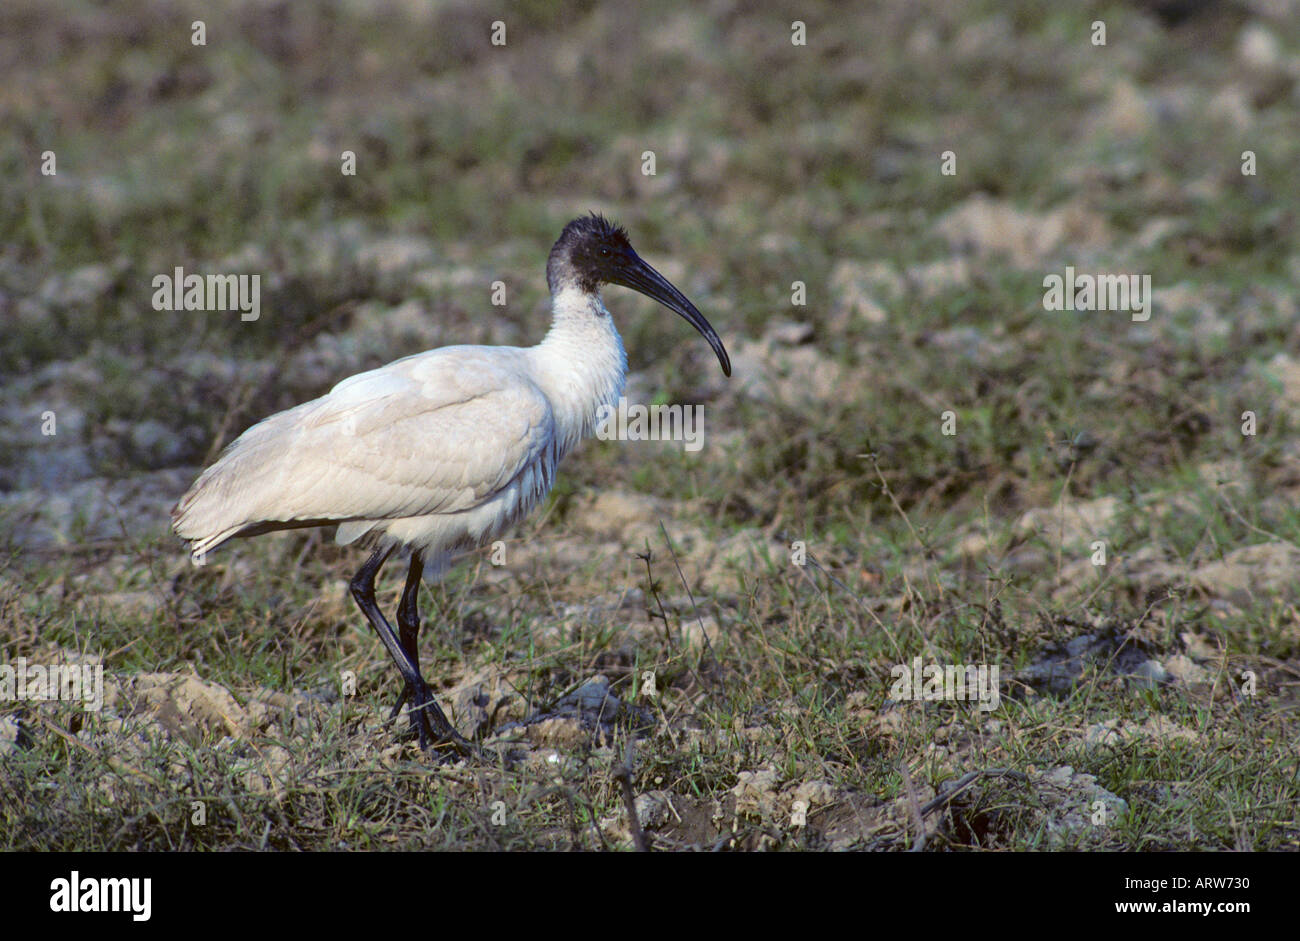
{"left": 546, "top": 213, "right": 636, "bottom": 295}
{"left": 546, "top": 213, "right": 731, "bottom": 377}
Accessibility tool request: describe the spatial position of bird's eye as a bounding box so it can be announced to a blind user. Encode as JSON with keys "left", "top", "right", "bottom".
{"left": 599, "top": 247, "right": 611, "bottom": 257}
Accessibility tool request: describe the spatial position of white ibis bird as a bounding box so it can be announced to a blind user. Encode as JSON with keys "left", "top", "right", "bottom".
{"left": 171, "top": 214, "right": 731, "bottom": 755}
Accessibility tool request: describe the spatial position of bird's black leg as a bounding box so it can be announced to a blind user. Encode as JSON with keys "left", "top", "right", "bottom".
{"left": 394, "top": 551, "right": 475, "bottom": 752}
{"left": 349, "top": 546, "right": 469, "bottom": 755}
{"left": 389, "top": 551, "right": 422, "bottom": 721}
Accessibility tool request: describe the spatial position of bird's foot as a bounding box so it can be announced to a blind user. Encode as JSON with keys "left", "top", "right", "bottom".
{"left": 391, "top": 681, "right": 480, "bottom": 760}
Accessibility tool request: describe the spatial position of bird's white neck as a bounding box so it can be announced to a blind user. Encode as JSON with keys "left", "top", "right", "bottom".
{"left": 528, "top": 286, "right": 628, "bottom": 454}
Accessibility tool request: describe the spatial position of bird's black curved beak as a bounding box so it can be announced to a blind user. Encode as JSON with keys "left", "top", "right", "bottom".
{"left": 612, "top": 254, "right": 731, "bottom": 377}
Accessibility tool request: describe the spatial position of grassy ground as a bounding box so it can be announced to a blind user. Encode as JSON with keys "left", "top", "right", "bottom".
{"left": 2, "top": 0, "right": 1299, "bottom": 850}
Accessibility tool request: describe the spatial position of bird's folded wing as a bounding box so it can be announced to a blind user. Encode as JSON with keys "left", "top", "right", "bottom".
{"left": 172, "top": 349, "right": 555, "bottom": 545}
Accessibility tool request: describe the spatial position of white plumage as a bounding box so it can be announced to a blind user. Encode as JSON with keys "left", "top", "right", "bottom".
{"left": 174, "top": 285, "right": 626, "bottom": 564}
